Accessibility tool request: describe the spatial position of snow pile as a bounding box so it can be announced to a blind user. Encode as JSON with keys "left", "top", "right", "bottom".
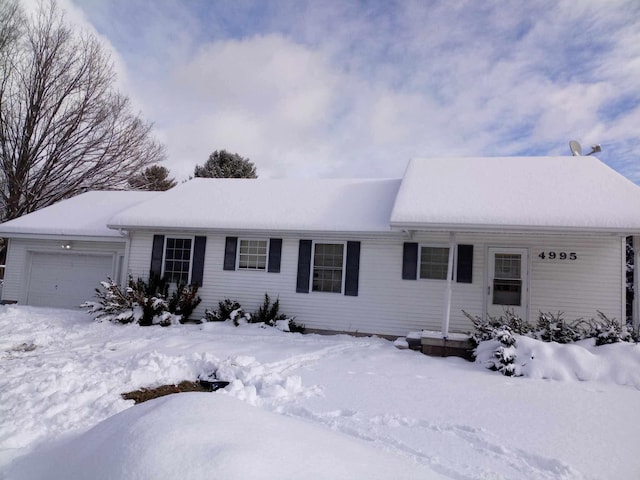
{"left": 7, "top": 393, "right": 435, "bottom": 480}
{"left": 475, "top": 335, "right": 640, "bottom": 387}
{"left": 2, "top": 305, "right": 640, "bottom": 479}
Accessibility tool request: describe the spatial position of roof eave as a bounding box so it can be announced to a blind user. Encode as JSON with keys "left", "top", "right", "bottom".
{"left": 0, "top": 232, "right": 127, "bottom": 242}
{"left": 107, "top": 223, "right": 393, "bottom": 235}
{"left": 389, "top": 221, "right": 638, "bottom": 236}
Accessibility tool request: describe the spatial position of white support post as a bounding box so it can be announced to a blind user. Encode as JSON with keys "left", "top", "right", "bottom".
{"left": 442, "top": 232, "right": 456, "bottom": 339}
{"left": 634, "top": 236, "right": 639, "bottom": 328}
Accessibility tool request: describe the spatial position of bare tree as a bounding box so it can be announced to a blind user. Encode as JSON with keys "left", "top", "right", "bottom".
{"left": 128, "top": 165, "right": 177, "bottom": 191}
{"left": 0, "top": 1, "right": 165, "bottom": 221}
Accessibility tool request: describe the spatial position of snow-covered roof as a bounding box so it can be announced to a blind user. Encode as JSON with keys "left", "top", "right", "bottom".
{"left": 0, "top": 191, "right": 159, "bottom": 238}
{"left": 108, "top": 178, "right": 401, "bottom": 233}
{"left": 390, "top": 156, "right": 640, "bottom": 233}
{"left": 3, "top": 156, "right": 640, "bottom": 238}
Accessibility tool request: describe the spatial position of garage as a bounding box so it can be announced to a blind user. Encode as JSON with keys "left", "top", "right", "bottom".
{"left": 26, "top": 252, "right": 115, "bottom": 308}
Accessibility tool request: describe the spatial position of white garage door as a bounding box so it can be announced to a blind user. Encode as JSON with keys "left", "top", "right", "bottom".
{"left": 27, "top": 253, "right": 114, "bottom": 308}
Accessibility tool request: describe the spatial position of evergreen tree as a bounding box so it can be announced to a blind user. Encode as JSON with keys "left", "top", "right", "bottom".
{"left": 128, "top": 165, "right": 177, "bottom": 191}
{"left": 194, "top": 150, "right": 257, "bottom": 179}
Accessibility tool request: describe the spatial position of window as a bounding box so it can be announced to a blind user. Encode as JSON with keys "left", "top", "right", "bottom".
{"left": 238, "top": 239, "right": 268, "bottom": 270}
{"left": 419, "top": 246, "right": 450, "bottom": 280}
{"left": 492, "top": 253, "right": 522, "bottom": 306}
{"left": 163, "top": 237, "right": 193, "bottom": 284}
{"left": 312, "top": 243, "right": 344, "bottom": 293}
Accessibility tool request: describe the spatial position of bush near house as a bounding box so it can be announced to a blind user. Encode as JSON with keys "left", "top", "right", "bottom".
{"left": 204, "top": 294, "right": 304, "bottom": 333}
{"left": 82, "top": 275, "right": 201, "bottom": 326}
{"left": 465, "top": 309, "right": 640, "bottom": 376}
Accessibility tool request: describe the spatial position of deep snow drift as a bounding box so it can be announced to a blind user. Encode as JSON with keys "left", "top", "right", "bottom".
{"left": 1, "top": 306, "right": 640, "bottom": 479}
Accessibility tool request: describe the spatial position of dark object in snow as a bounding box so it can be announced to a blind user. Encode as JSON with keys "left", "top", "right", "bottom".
{"left": 197, "top": 380, "right": 230, "bottom": 391}
{"left": 122, "top": 379, "right": 229, "bottom": 404}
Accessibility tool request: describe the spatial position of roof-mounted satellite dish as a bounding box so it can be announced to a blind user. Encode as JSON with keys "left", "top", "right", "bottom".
{"left": 569, "top": 140, "right": 582, "bottom": 156}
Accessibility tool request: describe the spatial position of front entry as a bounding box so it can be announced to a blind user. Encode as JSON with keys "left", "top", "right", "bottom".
{"left": 487, "top": 247, "right": 528, "bottom": 320}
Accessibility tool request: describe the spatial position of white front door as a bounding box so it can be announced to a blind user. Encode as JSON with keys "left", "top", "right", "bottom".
{"left": 487, "top": 247, "right": 528, "bottom": 320}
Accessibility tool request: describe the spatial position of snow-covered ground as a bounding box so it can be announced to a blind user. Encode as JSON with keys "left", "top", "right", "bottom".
{"left": 1, "top": 306, "right": 639, "bottom": 479}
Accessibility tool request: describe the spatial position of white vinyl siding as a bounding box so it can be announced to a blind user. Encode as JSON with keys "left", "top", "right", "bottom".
{"left": 124, "top": 230, "right": 624, "bottom": 337}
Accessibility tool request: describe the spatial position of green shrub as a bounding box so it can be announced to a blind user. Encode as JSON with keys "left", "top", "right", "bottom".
{"left": 536, "top": 312, "right": 586, "bottom": 343}
{"left": 204, "top": 294, "right": 304, "bottom": 332}
{"left": 588, "top": 311, "right": 636, "bottom": 346}
{"left": 204, "top": 299, "right": 249, "bottom": 325}
{"left": 252, "top": 294, "right": 287, "bottom": 326}
{"left": 83, "top": 275, "right": 200, "bottom": 326}
{"left": 168, "top": 284, "right": 202, "bottom": 322}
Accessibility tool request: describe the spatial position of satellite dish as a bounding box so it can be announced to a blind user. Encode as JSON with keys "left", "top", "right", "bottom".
{"left": 569, "top": 140, "right": 582, "bottom": 156}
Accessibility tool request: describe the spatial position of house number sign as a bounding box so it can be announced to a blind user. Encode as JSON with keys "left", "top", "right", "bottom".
{"left": 537, "top": 251, "right": 577, "bottom": 260}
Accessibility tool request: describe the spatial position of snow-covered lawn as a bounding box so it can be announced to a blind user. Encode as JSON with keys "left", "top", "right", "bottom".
{"left": 1, "top": 306, "right": 639, "bottom": 479}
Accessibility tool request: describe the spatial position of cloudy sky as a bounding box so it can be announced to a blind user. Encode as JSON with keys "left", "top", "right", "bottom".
{"left": 48, "top": 0, "right": 640, "bottom": 182}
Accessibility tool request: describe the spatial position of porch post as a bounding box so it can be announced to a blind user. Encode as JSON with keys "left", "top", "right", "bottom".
{"left": 442, "top": 232, "right": 456, "bottom": 338}
{"left": 634, "top": 236, "right": 639, "bottom": 328}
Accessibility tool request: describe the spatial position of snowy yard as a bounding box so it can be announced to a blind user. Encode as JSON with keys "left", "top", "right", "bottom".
{"left": 1, "top": 306, "right": 639, "bottom": 479}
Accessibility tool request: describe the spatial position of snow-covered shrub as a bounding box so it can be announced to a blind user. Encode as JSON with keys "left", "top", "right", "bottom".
{"left": 168, "top": 284, "right": 202, "bottom": 323}
{"left": 488, "top": 326, "right": 519, "bottom": 376}
{"left": 251, "top": 294, "right": 304, "bottom": 333}
{"left": 587, "top": 311, "right": 637, "bottom": 346}
{"left": 464, "top": 309, "right": 533, "bottom": 347}
{"left": 83, "top": 275, "right": 182, "bottom": 326}
{"left": 464, "top": 311, "right": 521, "bottom": 376}
{"left": 535, "top": 312, "right": 586, "bottom": 343}
{"left": 204, "top": 295, "right": 304, "bottom": 332}
{"left": 204, "top": 299, "right": 251, "bottom": 325}
{"left": 82, "top": 277, "right": 136, "bottom": 324}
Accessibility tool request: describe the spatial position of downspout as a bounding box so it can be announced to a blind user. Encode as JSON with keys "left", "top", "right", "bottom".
{"left": 442, "top": 232, "right": 456, "bottom": 339}
{"left": 119, "top": 229, "right": 131, "bottom": 286}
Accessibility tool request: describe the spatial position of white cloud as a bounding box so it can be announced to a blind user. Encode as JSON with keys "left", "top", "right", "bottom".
{"left": 59, "top": 0, "right": 640, "bottom": 182}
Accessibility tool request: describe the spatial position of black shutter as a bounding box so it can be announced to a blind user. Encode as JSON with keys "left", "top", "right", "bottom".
{"left": 344, "top": 241, "right": 360, "bottom": 296}
{"left": 223, "top": 237, "right": 237, "bottom": 271}
{"left": 402, "top": 242, "right": 418, "bottom": 280}
{"left": 191, "top": 236, "right": 207, "bottom": 286}
{"left": 268, "top": 238, "right": 282, "bottom": 273}
{"left": 150, "top": 235, "right": 165, "bottom": 277}
{"left": 296, "top": 240, "right": 312, "bottom": 293}
{"left": 456, "top": 244, "right": 473, "bottom": 284}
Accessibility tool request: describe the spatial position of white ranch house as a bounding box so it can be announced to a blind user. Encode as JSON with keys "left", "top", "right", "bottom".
{"left": 2, "top": 156, "right": 640, "bottom": 342}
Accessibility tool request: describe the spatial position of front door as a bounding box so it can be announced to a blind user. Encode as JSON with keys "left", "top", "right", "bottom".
{"left": 487, "top": 248, "right": 528, "bottom": 320}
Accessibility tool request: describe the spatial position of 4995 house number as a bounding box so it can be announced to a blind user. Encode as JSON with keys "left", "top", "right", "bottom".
{"left": 537, "top": 251, "right": 577, "bottom": 260}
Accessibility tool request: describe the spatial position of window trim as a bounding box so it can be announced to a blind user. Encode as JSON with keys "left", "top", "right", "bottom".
{"left": 418, "top": 244, "right": 454, "bottom": 281}
{"left": 310, "top": 241, "right": 347, "bottom": 294}
{"left": 161, "top": 235, "right": 195, "bottom": 284}
{"left": 236, "top": 238, "right": 270, "bottom": 271}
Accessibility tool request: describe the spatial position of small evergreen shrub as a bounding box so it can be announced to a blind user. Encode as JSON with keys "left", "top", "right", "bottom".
{"left": 204, "top": 299, "right": 250, "bottom": 325}
{"left": 204, "top": 295, "right": 304, "bottom": 332}
{"left": 588, "top": 311, "right": 636, "bottom": 346}
{"left": 251, "top": 294, "right": 304, "bottom": 332}
{"left": 463, "top": 309, "right": 532, "bottom": 347}
{"left": 83, "top": 275, "right": 200, "bottom": 326}
{"left": 536, "top": 312, "right": 586, "bottom": 343}
{"left": 252, "top": 294, "right": 287, "bottom": 326}
{"left": 488, "top": 326, "right": 519, "bottom": 377}
{"left": 464, "top": 311, "right": 521, "bottom": 376}
{"left": 168, "top": 284, "right": 202, "bottom": 322}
